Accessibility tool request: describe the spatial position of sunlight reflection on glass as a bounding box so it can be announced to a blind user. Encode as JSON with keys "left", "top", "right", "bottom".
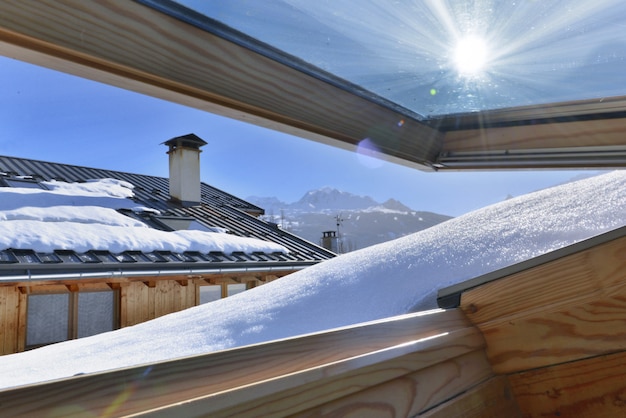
{"left": 453, "top": 35, "right": 489, "bottom": 76}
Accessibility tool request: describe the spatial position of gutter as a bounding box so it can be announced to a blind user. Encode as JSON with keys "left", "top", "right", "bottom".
{"left": 0, "top": 262, "right": 316, "bottom": 283}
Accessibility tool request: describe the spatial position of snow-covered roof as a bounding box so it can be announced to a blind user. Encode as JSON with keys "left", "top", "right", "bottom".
{"left": 0, "top": 155, "right": 335, "bottom": 278}
{"left": 1, "top": 170, "right": 625, "bottom": 388}
{"left": 0, "top": 178, "right": 286, "bottom": 254}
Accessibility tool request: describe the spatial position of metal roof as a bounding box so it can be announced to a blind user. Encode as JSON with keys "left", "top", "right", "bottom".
{"left": 0, "top": 154, "right": 335, "bottom": 279}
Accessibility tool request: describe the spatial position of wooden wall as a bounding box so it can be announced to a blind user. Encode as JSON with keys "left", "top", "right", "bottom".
{"left": 0, "top": 286, "right": 25, "bottom": 355}
{"left": 0, "top": 271, "right": 291, "bottom": 356}
{"left": 120, "top": 279, "right": 197, "bottom": 327}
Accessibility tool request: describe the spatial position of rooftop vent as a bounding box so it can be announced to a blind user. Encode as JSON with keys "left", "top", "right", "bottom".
{"left": 163, "top": 133, "right": 207, "bottom": 207}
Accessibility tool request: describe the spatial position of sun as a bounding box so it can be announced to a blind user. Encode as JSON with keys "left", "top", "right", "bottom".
{"left": 453, "top": 35, "right": 489, "bottom": 76}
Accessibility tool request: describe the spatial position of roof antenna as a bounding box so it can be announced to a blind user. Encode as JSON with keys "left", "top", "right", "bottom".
{"left": 336, "top": 213, "right": 344, "bottom": 253}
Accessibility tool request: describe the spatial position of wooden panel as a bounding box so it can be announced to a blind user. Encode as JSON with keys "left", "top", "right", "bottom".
{"left": 16, "top": 291, "right": 26, "bottom": 352}
{"left": 443, "top": 117, "right": 626, "bottom": 153}
{"left": 121, "top": 281, "right": 151, "bottom": 327}
{"left": 509, "top": 350, "right": 626, "bottom": 418}
{"left": 422, "top": 375, "right": 522, "bottom": 418}
{"left": 0, "top": 309, "right": 478, "bottom": 416}
{"left": 0, "top": 0, "right": 441, "bottom": 168}
{"left": 293, "top": 350, "right": 493, "bottom": 418}
{"left": 154, "top": 280, "right": 172, "bottom": 318}
{"left": 0, "top": 287, "right": 22, "bottom": 355}
{"left": 460, "top": 234, "right": 626, "bottom": 373}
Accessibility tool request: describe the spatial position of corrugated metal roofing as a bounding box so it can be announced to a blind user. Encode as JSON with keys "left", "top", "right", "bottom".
{"left": 0, "top": 154, "right": 335, "bottom": 277}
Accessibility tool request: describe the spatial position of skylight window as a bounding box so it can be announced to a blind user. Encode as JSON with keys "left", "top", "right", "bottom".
{"left": 151, "top": 215, "right": 225, "bottom": 233}
{"left": 169, "top": 0, "right": 626, "bottom": 115}
{"left": 2, "top": 178, "right": 45, "bottom": 189}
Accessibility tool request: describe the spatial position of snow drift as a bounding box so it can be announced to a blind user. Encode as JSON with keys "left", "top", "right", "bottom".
{"left": 1, "top": 171, "right": 625, "bottom": 389}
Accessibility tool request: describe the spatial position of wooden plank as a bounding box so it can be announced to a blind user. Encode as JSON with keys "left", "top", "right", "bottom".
{"left": 443, "top": 117, "right": 626, "bottom": 153}
{"left": 460, "top": 234, "right": 626, "bottom": 373}
{"left": 16, "top": 291, "right": 27, "bottom": 352}
{"left": 421, "top": 375, "right": 522, "bottom": 418}
{"left": 0, "top": 287, "right": 8, "bottom": 354}
{"left": 0, "top": 287, "right": 21, "bottom": 355}
{"left": 478, "top": 282, "right": 626, "bottom": 373}
{"left": 123, "top": 281, "right": 150, "bottom": 327}
{"left": 0, "top": 309, "right": 476, "bottom": 416}
{"left": 119, "top": 283, "right": 129, "bottom": 328}
{"left": 292, "top": 349, "right": 493, "bottom": 418}
{"left": 508, "top": 350, "right": 626, "bottom": 418}
{"left": 0, "top": 0, "right": 441, "bottom": 169}
{"left": 154, "top": 280, "right": 172, "bottom": 318}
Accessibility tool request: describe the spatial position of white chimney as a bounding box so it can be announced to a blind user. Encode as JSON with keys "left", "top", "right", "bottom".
{"left": 163, "top": 134, "right": 207, "bottom": 206}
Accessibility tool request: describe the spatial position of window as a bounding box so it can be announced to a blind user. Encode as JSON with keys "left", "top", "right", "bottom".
{"left": 199, "top": 285, "right": 222, "bottom": 304}
{"left": 198, "top": 282, "right": 249, "bottom": 304}
{"left": 151, "top": 215, "right": 226, "bottom": 233}
{"left": 2, "top": 178, "right": 45, "bottom": 189}
{"left": 26, "top": 290, "right": 118, "bottom": 348}
{"left": 227, "top": 283, "right": 246, "bottom": 297}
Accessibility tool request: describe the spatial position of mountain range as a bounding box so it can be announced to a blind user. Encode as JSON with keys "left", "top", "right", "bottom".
{"left": 247, "top": 187, "right": 452, "bottom": 252}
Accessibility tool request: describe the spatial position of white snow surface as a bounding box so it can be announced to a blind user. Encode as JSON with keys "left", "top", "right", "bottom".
{"left": 1, "top": 171, "right": 626, "bottom": 389}
{"left": 0, "top": 178, "right": 288, "bottom": 254}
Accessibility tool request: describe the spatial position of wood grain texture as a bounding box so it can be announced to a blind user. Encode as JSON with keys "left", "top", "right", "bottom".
{"left": 0, "top": 309, "right": 479, "bottom": 417}
{"left": 509, "top": 350, "right": 626, "bottom": 418}
{"left": 0, "top": 287, "right": 21, "bottom": 355}
{"left": 443, "top": 117, "right": 626, "bottom": 153}
{"left": 291, "top": 349, "right": 493, "bottom": 418}
{"left": 460, "top": 234, "right": 626, "bottom": 373}
{"left": 0, "top": 0, "right": 441, "bottom": 168}
{"left": 421, "top": 375, "right": 522, "bottom": 418}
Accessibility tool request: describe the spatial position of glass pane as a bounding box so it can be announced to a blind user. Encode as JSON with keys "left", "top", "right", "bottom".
{"left": 27, "top": 294, "right": 69, "bottom": 346}
{"left": 199, "top": 285, "right": 222, "bottom": 304}
{"left": 4, "top": 178, "right": 43, "bottom": 189}
{"left": 77, "top": 292, "right": 115, "bottom": 338}
{"left": 171, "top": 0, "right": 626, "bottom": 116}
{"left": 227, "top": 283, "right": 246, "bottom": 297}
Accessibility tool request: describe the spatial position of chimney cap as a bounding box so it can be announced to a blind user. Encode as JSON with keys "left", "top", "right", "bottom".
{"left": 163, "top": 133, "right": 207, "bottom": 151}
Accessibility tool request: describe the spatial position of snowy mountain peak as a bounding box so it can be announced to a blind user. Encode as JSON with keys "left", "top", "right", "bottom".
{"left": 293, "top": 187, "right": 379, "bottom": 211}
{"left": 380, "top": 198, "right": 413, "bottom": 213}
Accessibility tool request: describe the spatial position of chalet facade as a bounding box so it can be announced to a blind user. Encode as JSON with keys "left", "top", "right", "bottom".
{"left": 0, "top": 136, "right": 334, "bottom": 355}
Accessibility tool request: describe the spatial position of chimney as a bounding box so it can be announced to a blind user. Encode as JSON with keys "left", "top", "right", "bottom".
{"left": 163, "top": 133, "right": 207, "bottom": 206}
{"left": 321, "top": 230, "right": 338, "bottom": 252}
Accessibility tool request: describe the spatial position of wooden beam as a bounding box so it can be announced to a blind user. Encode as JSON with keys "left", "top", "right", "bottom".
{"left": 460, "top": 232, "right": 626, "bottom": 373}
{"left": 437, "top": 116, "right": 626, "bottom": 169}
{"left": 0, "top": 309, "right": 478, "bottom": 416}
{"left": 509, "top": 350, "right": 626, "bottom": 418}
{"left": 288, "top": 349, "right": 494, "bottom": 418}
{"left": 0, "top": 0, "right": 441, "bottom": 169}
{"left": 443, "top": 117, "right": 626, "bottom": 154}
{"left": 422, "top": 375, "right": 522, "bottom": 418}
{"left": 65, "top": 284, "right": 79, "bottom": 293}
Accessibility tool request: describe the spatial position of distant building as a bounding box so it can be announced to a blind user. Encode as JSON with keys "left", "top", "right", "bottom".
{"left": 0, "top": 134, "right": 334, "bottom": 355}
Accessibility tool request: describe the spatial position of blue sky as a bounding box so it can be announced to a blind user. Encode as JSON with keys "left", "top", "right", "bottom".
{"left": 0, "top": 56, "right": 602, "bottom": 217}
